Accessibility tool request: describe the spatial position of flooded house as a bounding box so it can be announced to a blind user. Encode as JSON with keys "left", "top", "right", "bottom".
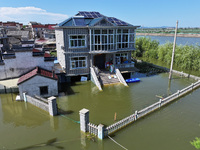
{"left": 55, "top": 11, "right": 139, "bottom": 88}
{"left": 17, "top": 67, "right": 58, "bottom": 99}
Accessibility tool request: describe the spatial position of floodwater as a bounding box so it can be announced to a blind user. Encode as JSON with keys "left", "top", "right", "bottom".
{"left": 0, "top": 73, "right": 199, "bottom": 150}
{"left": 137, "top": 35, "right": 200, "bottom": 46}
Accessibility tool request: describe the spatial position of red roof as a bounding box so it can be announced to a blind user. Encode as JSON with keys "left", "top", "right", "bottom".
{"left": 32, "top": 48, "right": 42, "bottom": 52}
{"left": 32, "top": 24, "right": 46, "bottom": 28}
{"left": 18, "top": 67, "right": 58, "bottom": 85}
{"left": 44, "top": 53, "right": 51, "bottom": 57}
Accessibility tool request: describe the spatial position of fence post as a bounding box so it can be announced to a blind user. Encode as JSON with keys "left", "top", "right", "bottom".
{"left": 177, "top": 90, "right": 180, "bottom": 97}
{"left": 79, "top": 108, "right": 89, "bottom": 132}
{"left": 159, "top": 99, "right": 162, "bottom": 108}
{"left": 23, "top": 92, "right": 27, "bottom": 102}
{"left": 48, "top": 96, "right": 57, "bottom": 116}
{"left": 191, "top": 83, "right": 194, "bottom": 90}
{"left": 134, "top": 110, "right": 138, "bottom": 120}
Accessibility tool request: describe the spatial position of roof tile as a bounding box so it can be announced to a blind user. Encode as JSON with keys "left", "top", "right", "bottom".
{"left": 18, "top": 67, "right": 58, "bottom": 85}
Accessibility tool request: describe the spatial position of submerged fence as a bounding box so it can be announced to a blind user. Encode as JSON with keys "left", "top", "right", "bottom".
{"left": 80, "top": 80, "right": 200, "bottom": 139}
{"left": 24, "top": 93, "right": 58, "bottom": 116}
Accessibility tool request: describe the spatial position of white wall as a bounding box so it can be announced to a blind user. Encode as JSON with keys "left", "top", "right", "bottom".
{"left": 55, "top": 29, "right": 65, "bottom": 70}
{"left": 19, "top": 75, "right": 58, "bottom": 99}
{"left": 0, "top": 51, "right": 54, "bottom": 80}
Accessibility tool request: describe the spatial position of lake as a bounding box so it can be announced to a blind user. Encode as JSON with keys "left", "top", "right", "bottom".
{"left": 137, "top": 35, "right": 200, "bottom": 46}
{"left": 0, "top": 73, "right": 199, "bottom": 150}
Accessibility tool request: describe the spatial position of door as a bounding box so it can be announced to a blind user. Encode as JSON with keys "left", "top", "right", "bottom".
{"left": 94, "top": 54, "right": 105, "bottom": 69}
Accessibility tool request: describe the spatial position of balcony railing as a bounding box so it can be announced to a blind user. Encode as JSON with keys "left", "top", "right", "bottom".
{"left": 115, "top": 63, "right": 134, "bottom": 69}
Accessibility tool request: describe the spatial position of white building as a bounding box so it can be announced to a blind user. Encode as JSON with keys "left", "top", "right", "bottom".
{"left": 18, "top": 67, "right": 58, "bottom": 99}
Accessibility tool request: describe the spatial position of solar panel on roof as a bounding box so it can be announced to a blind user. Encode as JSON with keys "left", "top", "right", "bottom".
{"left": 74, "top": 18, "right": 85, "bottom": 26}
{"left": 78, "top": 11, "right": 103, "bottom": 18}
{"left": 107, "top": 17, "right": 128, "bottom": 26}
{"left": 87, "top": 15, "right": 93, "bottom": 18}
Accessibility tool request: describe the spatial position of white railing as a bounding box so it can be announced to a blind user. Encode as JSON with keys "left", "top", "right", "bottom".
{"left": 88, "top": 123, "right": 98, "bottom": 136}
{"left": 105, "top": 114, "right": 135, "bottom": 136}
{"left": 90, "top": 67, "right": 102, "bottom": 91}
{"left": 115, "top": 63, "right": 134, "bottom": 69}
{"left": 83, "top": 79, "right": 200, "bottom": 139}
{"left": 115, "top": 68, "right": 128, "bottom": 86}
{"left": 105, "top": 80, "right": 200, "bottom": 137}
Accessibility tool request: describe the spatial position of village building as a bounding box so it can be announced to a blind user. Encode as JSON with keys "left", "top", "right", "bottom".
{"left": 17, "top": 67, "right": 58, "bottom": 99}
{"left": 55, "top": 11, "right": 139, "bottom": 83}
{"left": 0, "top": 47, "right": 55, "bottom": 80}
{"left": 29, "top": 22, "right": 57, "bottom": 40}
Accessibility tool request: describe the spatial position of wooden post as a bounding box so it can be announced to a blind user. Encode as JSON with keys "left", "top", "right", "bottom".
{"left": 169, "top": 20, "right": 178, "bottom": 79}
{"left": 114, "top": 112, "right": 117, "bottom": 121}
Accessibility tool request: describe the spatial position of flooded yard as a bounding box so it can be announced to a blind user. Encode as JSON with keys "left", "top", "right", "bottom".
{"left": 0, "top": 73, "right": 199, "bottom": 150}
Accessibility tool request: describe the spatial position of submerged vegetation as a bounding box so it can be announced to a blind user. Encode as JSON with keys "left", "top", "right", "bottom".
{"left": 133, "top": 37, "right": 200, "bottom": 72}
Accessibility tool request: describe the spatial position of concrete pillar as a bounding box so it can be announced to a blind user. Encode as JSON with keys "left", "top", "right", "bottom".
{"left": 113, "top": 53, "right": 116, "bottom": 65}
{"left": 177, "top": 90, "right": 180, "bottom": 97}
{"left": 159, "top": 99, "right": 162, "bottom": 108}
{"left": 134, "top": 110, "right": 138, "bottom": 120}
{"left": 98, "top": 124, "right": 104, "bottom": 140}
{"left": 90, "top": 54, "right": 93, "bottom": 67}
{"left": 79, "top": 108, "right": 89, "bottom": 132}
{"left": 23, "top": 92, "right": 27, "bottom": 102}
{"left": 48, "top": 96, "right": 57, "bottom": 116}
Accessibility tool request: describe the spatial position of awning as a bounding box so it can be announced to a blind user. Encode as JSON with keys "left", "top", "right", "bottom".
{"left": 0, "top": 78, "right": 19, "bottom": 88}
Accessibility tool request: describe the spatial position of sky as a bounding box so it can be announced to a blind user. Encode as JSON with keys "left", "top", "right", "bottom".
{"left": 0, "top": 0, "right": 199, "bottom": 27}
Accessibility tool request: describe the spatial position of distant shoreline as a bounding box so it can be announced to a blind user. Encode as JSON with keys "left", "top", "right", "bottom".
{"left": 136, "top": 33, "right": 200, "bottom": 38}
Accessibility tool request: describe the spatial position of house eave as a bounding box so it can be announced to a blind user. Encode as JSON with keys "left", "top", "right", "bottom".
{"left": 55, "top": 25, "right": 140, "bottom": 29}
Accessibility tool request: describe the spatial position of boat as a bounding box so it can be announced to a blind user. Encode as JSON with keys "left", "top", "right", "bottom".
{"left": 125, "top": 78, "right": 140, "bottom": 83}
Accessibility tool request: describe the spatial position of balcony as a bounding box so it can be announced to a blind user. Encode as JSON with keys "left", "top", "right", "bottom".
{"left": 115, "top": 62, "right": 135, "bottom": 69}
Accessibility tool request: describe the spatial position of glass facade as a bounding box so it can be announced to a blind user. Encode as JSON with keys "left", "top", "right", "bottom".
{"left": 90, "top": 29, "right": 134, "bottom": 51}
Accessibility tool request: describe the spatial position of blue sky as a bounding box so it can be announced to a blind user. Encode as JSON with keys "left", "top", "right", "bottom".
{"left": 0, "top": 0, "right": 199, "bottom": 27}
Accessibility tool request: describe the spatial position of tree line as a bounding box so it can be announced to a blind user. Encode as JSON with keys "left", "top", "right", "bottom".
{"left": 133, "top": 37, "right": 200, "bottom": 72}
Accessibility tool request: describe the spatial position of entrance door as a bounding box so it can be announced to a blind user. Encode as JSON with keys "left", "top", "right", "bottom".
{"left": 94, "top": 54, "right": 105, "bottom": 69}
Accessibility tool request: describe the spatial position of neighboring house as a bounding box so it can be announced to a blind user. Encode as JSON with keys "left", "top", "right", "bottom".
{"left": 0, "top": 47, "right": 55, "bottom": 80}
{"left": 18, "top": 67, "right": 58, "bottom": 99}
{"left": 7, "top": 30, "right": 31, "bottom": 41}
{"left": 29, "top": 22, "right": 57, "bottom": 39}
{"left": 55, "top": 11, "right": 139, "bottom": 81}
{"left": 0, "top": 28, "right": 8, "bottom": 50}
{"left": 2, "top": 21, "right": 23, "bottom": 30}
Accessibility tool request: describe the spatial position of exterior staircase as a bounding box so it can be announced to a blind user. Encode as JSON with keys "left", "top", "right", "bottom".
{"left": 90, "top": 66, "right": 128, "bottom": 91}
{"left": 99, "top": 71, "right": 120, "bottom": 85}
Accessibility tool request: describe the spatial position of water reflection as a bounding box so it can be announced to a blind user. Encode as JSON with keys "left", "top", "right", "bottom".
{"left": 0, "top": 94, "right": 50, "bottom": 128}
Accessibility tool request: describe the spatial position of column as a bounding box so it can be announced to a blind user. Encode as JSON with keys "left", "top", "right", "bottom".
{"left": 79, "top": 108, "right": 89, "bottom": 132}
{"left": 48, "top": 96, "right": 57, "bottom": 116}
{"left": 98, "top": 124, "right": 104, "bottom": 140}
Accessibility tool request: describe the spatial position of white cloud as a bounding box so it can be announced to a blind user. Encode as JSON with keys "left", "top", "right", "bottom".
{"left": 0, "top": 7, "right": 69, "bottom": 24}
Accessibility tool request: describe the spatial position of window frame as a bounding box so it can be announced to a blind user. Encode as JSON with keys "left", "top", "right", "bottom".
{"left": 40, "top": 86, "right": 48, "bottom": 95}
{"left": 68, "top": 34, "right": 87, "bottom": 49}
{"left": 70, "top": 56, "right": 87, "bottom": 70}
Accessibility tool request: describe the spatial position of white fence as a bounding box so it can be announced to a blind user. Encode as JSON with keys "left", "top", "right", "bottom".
{"left": 88, "top": 123, "right": 98, "bottom": 136}
{"left": 104, "top": 80, "right": 200, "bottom": 137}
{"left": 25, "top": 94, "right": 57, "bottom": 116}
{"left": 81, "top": 79, "right": 200, "bottom": 139}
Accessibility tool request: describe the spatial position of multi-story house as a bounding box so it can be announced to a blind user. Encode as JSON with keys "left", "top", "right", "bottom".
{"left": 55, "top": 11, "right": 139, "bottom": 84}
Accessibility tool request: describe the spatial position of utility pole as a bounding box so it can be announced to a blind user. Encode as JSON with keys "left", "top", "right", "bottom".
{"left": 169, "top": 20, "right": 178, "bottom": 79}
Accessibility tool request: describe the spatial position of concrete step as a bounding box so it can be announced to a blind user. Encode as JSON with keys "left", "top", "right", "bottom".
{"left": 99, "top": 71, "right": 120, "bottom": 85}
